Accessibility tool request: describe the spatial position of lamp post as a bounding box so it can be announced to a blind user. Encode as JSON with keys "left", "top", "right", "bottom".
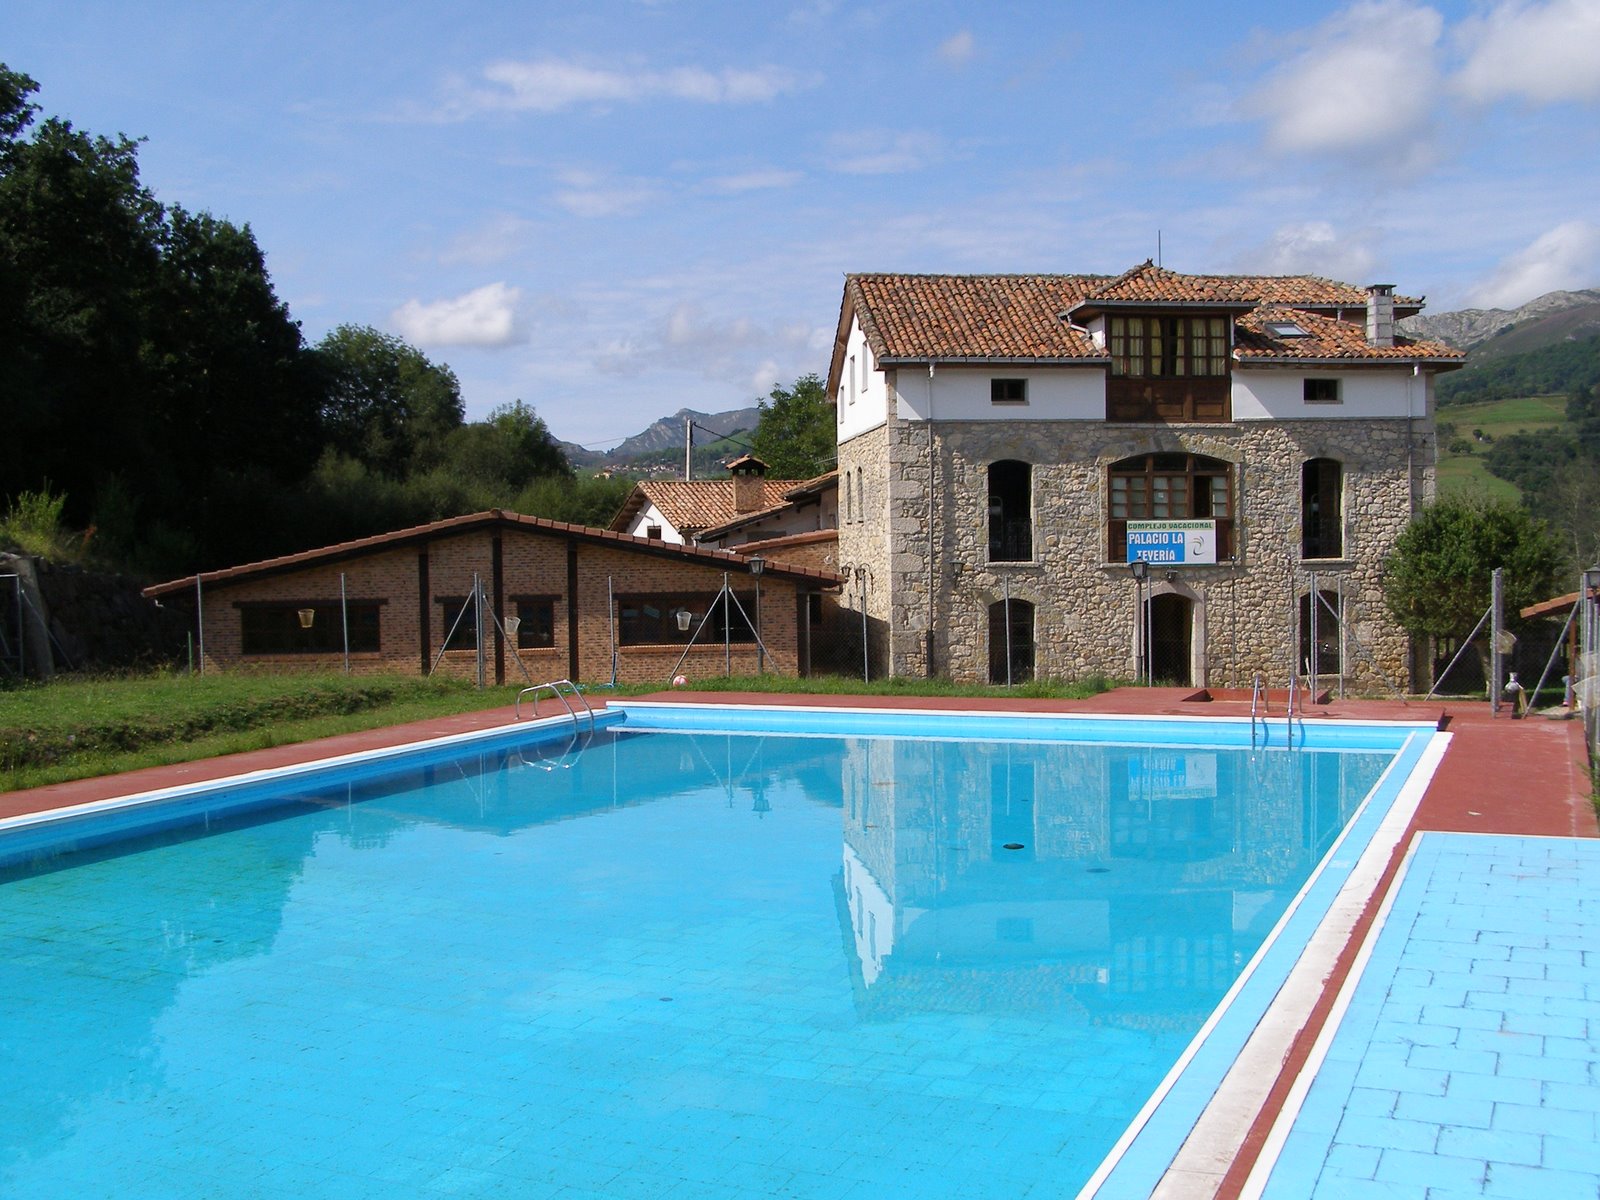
{"left": 1129, "top": 559, "right": 1149, "bottom": 686}
{"left": 854, "top": 564, "right": 871, "bottom": 683}
{"left": 748, "top": 555, "right": 765, "bottom": 674}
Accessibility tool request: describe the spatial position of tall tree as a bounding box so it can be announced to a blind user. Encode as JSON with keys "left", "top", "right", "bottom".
{"left": 0, "top": 63, "right": 320, "bottom": 571}
{"left": 1383, "top": 498, "right": 1564, "bottom": 642}
{"left": 314, "top": 325, "right": 465, "bottom": 477}
{"left": 441, "top": 400, "right": 571, "bottom": 491}
{"left": 751, "top": 373, "right": 835, "bottom": 479}
{"left": 0, "top": 65, "right": 165, "bottom": 522}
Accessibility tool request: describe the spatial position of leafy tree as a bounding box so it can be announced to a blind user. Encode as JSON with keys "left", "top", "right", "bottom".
{"left": 441, "top": 400, "right": 570, "bottom": 491}
{"left": 0, "top": 63, "right": 319, "bottom": 572}
{"left": 1383, "top": 498, "right": 1564, "bottom": 641}
{"left": 0, "top": 65, "right": 165, "bottom": 523}
{"left": 751, "top": 373, "right": 835, "bottom": 479}
{"left": 313, "top": 325, "right": 464, "bottom": 477}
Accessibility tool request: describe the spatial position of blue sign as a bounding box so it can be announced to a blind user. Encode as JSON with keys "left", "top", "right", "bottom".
{"left": 1126, "top": 520, "right": 1217, "bottom": 565}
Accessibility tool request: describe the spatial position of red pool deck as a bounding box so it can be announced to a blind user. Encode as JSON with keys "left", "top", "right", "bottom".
{"left": 2, "top": 687, "right": 1592, "bottom": 1198}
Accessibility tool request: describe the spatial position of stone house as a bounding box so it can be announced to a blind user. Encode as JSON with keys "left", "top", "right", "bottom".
{"left": 143, "top": 510, "right": 840, "bottom": 685}
{"left": 828, "top": 263, "right": 1465, "bottom": 689}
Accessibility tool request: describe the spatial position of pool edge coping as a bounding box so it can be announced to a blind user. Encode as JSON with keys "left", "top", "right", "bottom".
{"left": 0, "top": 710, "right": 621, "bottom": 840}
{"left": 1075, "top": 726, "right": 1452, "bottom": 1199}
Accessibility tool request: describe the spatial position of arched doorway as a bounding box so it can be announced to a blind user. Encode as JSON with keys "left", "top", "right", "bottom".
{"left": 1148, "top": 593, "right": 1192, "bottom": 686}
{"left": 988, "top": 598, "right": 1035, "bottom": 684}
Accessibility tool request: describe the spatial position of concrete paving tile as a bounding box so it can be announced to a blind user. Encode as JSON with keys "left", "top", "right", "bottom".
{"left": 1482, "top": 1161, "right": 1600, "bottom": 1199}
{"left": 1373, "top": 1147, "right": 1486, "bottom": 1191}
{"left": 1393, "top": 1092, "right": 1493, "bottom": 1129}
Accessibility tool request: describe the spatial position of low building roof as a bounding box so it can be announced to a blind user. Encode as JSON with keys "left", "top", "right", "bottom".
{"left": 607, "top": 478, "right": 808, "bottom": 537}
{"left": 144, "top": 509, "right": 842, "bottom": 597}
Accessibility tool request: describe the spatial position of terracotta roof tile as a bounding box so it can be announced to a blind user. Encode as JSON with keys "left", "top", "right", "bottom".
{"left": 1234, "top": 305, "right": 1465, "bottom": 362}
{"left": 144, "top": 509, "right": 842, "bottom": 596}
{"left": 847, "top": 274, "right": 1107, "bottom": 361}
{"left": 1076, "top": 261, "right": 1412, "bottom": 309}
{"left": 626, "top": 479, "right": 808, "bottom": 536}
{"left": 842, "top": 266, "right": 1435, "bottom": 367}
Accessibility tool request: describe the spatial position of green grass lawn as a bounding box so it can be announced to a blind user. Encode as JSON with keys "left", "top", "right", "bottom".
{"left": 1436, "top": 393, "right": 1568, "bottom": 500}
{"left": 0, "top": 672, "right": 535, "bottom": 791}
{"left": 0, "top": 670, "right": 1119, "bottom": 793}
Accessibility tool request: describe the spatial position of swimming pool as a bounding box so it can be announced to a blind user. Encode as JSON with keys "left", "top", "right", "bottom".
{"left": 0, "top": 706, "right": 1442, "bottom": 1199}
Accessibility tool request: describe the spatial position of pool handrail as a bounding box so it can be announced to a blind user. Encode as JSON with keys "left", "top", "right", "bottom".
{"left": 1250, "top": 673, "right": 1265, "bottom": 746}
{"left": 515, "top": 678, "right": 597, "bottom": 731}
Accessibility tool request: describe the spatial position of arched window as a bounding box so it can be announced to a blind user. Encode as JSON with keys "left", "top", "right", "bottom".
{"left": 1107, "top": 453, "right": 1233, "bottom": 562}
{"left": 988, "top": 598, "right": 1035, "bottom": 684}
{"left": 1301, "top": 459, "right": 1343, "bottom": 559}
{"left": 988, "top": 460, "right": 1032, "bottom": 562}
{"left": 1298, "top": 590, "right": 1342, "bottom": 676}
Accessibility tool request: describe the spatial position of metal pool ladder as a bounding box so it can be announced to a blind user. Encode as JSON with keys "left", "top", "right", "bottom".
{"left": 1250, "top": 673, "right": 1266, "bottom": 746}
{"left": 515, "top": 678, "right": 597, "bottom": 731}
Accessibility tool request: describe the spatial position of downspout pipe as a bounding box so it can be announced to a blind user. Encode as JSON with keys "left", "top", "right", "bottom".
{"left": 927, "top": 359, "right": 937, "bottom": 677}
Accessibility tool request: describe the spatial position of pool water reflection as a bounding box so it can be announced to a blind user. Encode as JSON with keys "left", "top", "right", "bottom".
{"left": 0, "top": 728, "right": 1393, "bottom": 1199}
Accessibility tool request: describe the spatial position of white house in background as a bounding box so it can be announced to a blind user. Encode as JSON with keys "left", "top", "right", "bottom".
{"left": 829, "top": 262, "right": 1466, "bottom": 689}
{"left": 609, "top": 455, "right": 836, "bottom": 548}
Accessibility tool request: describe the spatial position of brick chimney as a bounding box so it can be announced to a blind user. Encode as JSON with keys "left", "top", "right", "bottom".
{"left": 1366, "top": 283, "right": 1396, "bottom": 348}
{"left": 729, "top": 454, "right": 768, "bottom": 514}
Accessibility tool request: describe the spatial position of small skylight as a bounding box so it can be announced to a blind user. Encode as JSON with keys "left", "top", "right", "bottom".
{"left": 1264, "top": 319, "right": 1310, "bottom": 338}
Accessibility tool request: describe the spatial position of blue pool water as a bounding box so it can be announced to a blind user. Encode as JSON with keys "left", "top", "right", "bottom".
{"left": 0, "top": 715, "right": 1429, "bottom": 1199}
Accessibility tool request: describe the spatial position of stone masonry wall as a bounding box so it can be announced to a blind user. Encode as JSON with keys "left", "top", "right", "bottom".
{"left": 844, "top": 413, "right": 1431, "bottom": 691}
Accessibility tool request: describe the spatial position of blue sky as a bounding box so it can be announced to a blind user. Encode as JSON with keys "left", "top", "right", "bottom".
{"left": 6, "top": 0, "right": 1599, "bottom": 448}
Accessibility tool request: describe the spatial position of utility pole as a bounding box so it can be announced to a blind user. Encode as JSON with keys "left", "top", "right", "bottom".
{"left": 685, "top": 417, "right": 693, "bottom": 481}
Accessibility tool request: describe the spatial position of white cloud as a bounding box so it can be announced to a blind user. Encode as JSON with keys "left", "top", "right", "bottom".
{"left": 1235, "top": 221, "right": 1381, "bottom": 283}
{"left": 468, "top": 57, "right": 804, "bottom": 114}
{"left": 552, "top": 169, "right": 657, "bottom": 218}
{"left": 1244, "top": 2, "right": 1442, "bottom": 161}
{"left": 826, "top": 129, "right": 944, "bottom": 175}
{"left": 1469, "top": 220, "right": 1600, "bottom": 307}
{"left": 391, "top": 283, "right": 524, "bottom": 348}
{"left": 596, "top": 301, "right": 816, "bottom": 389}
{"left": 1453, "top": 0, "right": 1600, "bottom": 104}
{"left": 937, "top": 31, "right": 975, "bottom": 66}
{"left": 704, "top": 168, "right": 804, "bottom": 193}
{"left": 439, "top": 214, "right": 535, "bottom": 267}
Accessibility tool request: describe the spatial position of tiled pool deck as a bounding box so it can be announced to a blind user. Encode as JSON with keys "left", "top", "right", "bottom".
{"left": 3, "top": 688, "right": 1595, "bottom": 1199}
{"left": 1248, "top": 832, "right": 1600, "bottom": 1200}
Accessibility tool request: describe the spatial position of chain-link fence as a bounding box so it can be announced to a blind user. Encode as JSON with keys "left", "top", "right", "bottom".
{"left": 1579, "top": 568, "right": 1599, "bottom": 766}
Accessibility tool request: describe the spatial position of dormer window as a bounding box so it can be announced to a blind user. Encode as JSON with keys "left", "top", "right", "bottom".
{"left": 1106, "top": 315, "right": 1231, "bottom": 422}
{"left": 1109, "top": 316, "right": 1228, "bottom": 378}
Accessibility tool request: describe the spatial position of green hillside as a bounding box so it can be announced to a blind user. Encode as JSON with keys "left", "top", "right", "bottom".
{"left": 1435, "top": 394, "right": 1570, "bottom": 501}
{"left": 1437, "top": 332, "right": 1600, "bottom": 406}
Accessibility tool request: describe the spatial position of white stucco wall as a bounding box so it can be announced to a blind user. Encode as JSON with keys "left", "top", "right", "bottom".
{"left": 1232, "top": 368, "right": 1433, "bottom": 421}
{"left": 621, "top": 500, "right": 686, "bottom": 544}
{"left": 893, "top": 364, "right": 1105, "bottom": 422}
{"left": 837, "top": 316, "right": 889, "bottom": 441}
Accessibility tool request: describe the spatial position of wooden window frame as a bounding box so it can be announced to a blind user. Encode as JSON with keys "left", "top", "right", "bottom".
{"left": 1300, "top": 458, "right": 1343, "bottom": 559}
{"left": 510, "top": 594, "right": 559, "bottom": 650}
{"left": 1107, "top": 314, "right": 1231, "bottom": 421}
{"left": 237, "top": 600, "right": 383, "bottom": 655}
{"left": 988, "top": 459, "right": 1033, "bottom": 563}
{"left": 1106, "top": 453, "right": 1234, "bottom": 562}
{"left": 615, "top": 591, "right": 756, "bottom": 646}
{"left": 990, "top": 378, "right": 1028, "bottom": 405}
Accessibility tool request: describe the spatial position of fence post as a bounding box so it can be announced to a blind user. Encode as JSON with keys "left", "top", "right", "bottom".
{"left": 1490, "top": 567, "right": 1503, "bottom": 716}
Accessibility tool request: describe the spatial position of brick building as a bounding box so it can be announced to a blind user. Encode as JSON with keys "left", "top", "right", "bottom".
{"left": 144, "top": 510, "right": 840, "bottom": 684}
